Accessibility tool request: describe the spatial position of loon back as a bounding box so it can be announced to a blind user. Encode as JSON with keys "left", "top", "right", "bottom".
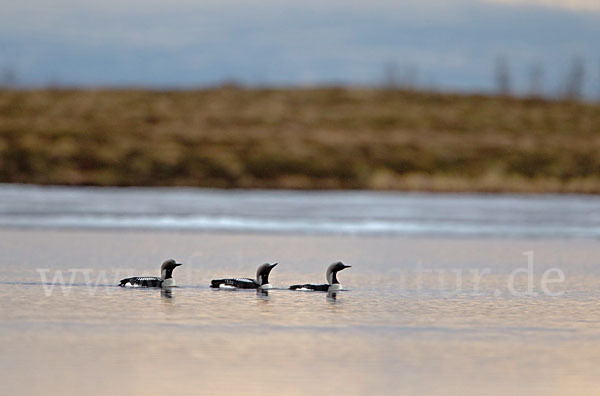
{"left": 120, "top": 277, "right": 163, "bottom": 288}
{"left": 210, "top": 278, "right": 259, "bottom": 289}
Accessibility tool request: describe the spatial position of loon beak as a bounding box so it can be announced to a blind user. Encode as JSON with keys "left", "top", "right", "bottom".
{"left": 174, "top": 263, "right": 183, "bottom": 267}
{"left": 343, "top": 265, "right": 351, "bottom": 269}
{"left": 270, "top": 263, "right": 278, "bottom": 268}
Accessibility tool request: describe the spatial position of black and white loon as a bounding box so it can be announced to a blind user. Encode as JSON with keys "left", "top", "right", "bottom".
{"left": 210, "top": 263, "right": 278, "bottom": 290}
{"left": 289, "top": 262, "right": 351, "bottom": 292}
{"left": 119, "top": 259, "right": 182, "bottom": 288}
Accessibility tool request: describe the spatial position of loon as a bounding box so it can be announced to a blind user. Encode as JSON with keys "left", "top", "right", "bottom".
{"left": 119, "top": 259, "right": 182, "bottom": 288}
{"left": 289, "top": 262, "right": 351, "bottom": 292}
{"left": 210, "top": 263, "right": 278, "bottom": 290}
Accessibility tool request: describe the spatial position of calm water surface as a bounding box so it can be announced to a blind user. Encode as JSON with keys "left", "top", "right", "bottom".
{"left": 1, "top": 186, "right": 600, "bottom": 395}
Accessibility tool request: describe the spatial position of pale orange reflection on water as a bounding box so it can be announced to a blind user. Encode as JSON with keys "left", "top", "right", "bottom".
{"left": 1, "top": 230, "right": 600, "bottom": 395}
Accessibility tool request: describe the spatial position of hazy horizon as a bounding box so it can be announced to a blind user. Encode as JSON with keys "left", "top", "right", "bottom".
{"left": 1, "top": 0, "right": 599, "bottom": 98}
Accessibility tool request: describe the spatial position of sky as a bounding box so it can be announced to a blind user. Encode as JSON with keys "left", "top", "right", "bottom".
{"left": 1, "top": 0, "right": 599, "bottom": 97}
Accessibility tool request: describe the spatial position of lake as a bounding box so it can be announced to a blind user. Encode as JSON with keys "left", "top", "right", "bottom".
{"left": 1, "top": 185, "right": 599, "bottom": 395}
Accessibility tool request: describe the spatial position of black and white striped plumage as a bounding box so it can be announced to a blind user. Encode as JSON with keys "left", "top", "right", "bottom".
{"left": 119, "top": 259, "right": 182, "bottom": 288}
{"left": 211, "top": 263, "right": 278, "bottom": 289}
{"left": 210, "top": 277, "right": 260, "bottom": 289}
{"left": 289, "top": 262, "right": 351, "bottom": 292}
{"left": 119, "top": 276, "right": 164, "bottom": 288}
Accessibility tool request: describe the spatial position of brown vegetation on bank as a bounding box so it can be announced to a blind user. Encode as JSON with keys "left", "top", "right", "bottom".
{"left": 0, "top": 87, "right": 599, "bottom": 193}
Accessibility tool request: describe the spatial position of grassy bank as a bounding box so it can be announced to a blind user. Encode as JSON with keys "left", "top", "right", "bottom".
{"left": 1, "top": 87, "right": 599, "bottom": 193}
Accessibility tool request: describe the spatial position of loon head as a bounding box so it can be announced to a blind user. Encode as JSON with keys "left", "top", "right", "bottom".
{"left": 160, "top": 259, "right": 183, "bottom": 280}
{"left": 256, "top": 262, "right": 278, "bottom": 288}
{"left": 326, "top": 261, "right": 351, "bottom": 285}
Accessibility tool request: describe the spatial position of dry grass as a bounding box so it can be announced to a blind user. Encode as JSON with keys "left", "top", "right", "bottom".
{"left": 1, "top": 86, "right": 599, "bottom": 192}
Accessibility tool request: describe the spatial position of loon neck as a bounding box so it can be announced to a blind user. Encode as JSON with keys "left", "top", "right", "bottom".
{"left": 328, "top": 271, "right": 340, "bottom": 285}
{"left": 258, "top": 273, "right": 270, "bottom": 286}
{"left": 332, "top": 272, "right": 340, "bottom": 284}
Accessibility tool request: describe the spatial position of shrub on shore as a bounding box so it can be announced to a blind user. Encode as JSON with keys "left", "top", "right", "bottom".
{"left": 0, "top": 87, "right": 599, "bottom": 193}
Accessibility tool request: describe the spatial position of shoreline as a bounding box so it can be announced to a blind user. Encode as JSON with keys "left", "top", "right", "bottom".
{"left": 2, "top": 87, "right": 599, "bottom": 193}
